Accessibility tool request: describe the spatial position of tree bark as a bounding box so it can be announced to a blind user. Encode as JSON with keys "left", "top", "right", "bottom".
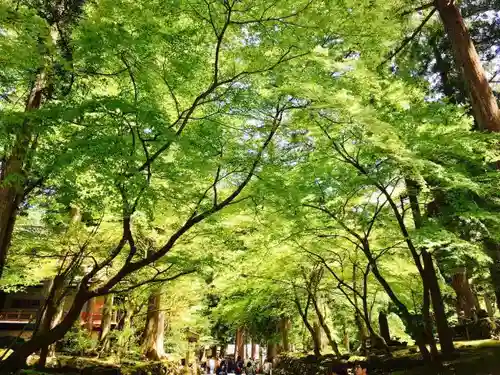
{"left": 142, "top": 290, "right": 166, "bottom": 360}
{"left": 0, "top": 73, "right": 45, "bottom": 279}
{"left": 311, "top": 295, "right": 341, "bottom": 356}
{"left": 354, "top": 311, "right": 368, "bottom": 355}
{"left": 117, "top": 300, "right": 133, "bottom": 332}
{"left": 251, "top": 341, "right": 257, "bottom": 359}
{"left": 422, "top": 283, "right": 439, "bottom": 360}
{"left": 378, "top": 311, "right": 390, "bottom": 344}
{"left": 37, "top": 276, "right": 65, "bottom": 368}
{"left": 85, "top": 297, "right": 95, "bottom": 333}
{"left": 406, "top": 178, "right": 455, "bottom": 357}
{"left": 436, "top": 0, "right": 500, "bottom": 132}
{"left": 293, "top": 294, "right": 321, "bottom": 357}
{"left": 266, "top": 342, "right": 277, "bottom": 362}
{"left": 483, "top": 240, "right": 500, "bottom": 310}
{"left": 235, "top": 327, "right": 244, "bottom": 359}
{"left": 342, "top": 324, "right": 350, "bottom": 353}
{"left": 484, "top": 294, "right": 496, "bottom": 319}
{"left": 422, "top": 250, "right": 454, "bottom": 356}
{"left": 365, "top": 255, "right": 431, "bottom": 361}
{"left": 313, "top": 320, "right": 322, "bottom": 352}
{"left": 450, "top": 267, "right": 479, "bottom": 321}
{"left": 98, "top": 294, "right": 114, "bottom": 352}
{"left": 280, "top": 317, "right": 290, "bottom": 352}
{"left": 0, "top": 286, "right": 89, "bottom": 373}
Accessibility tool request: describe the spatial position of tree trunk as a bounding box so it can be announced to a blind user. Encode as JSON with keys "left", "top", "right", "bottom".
{"left": 293, "top": 294, "right": 321, "bottom": 357}
{"left": 406, "top": 178, "right": 454, "bottom": 357}
{"left": 85, "top": 297, "right": 95, "bottom": 333}
{"left": 251, "top": 341, "right": 257, "bottom": 359}
{"left": 280, "top": 317, "right": 290, "bottom": 352}
{"left": 450, "top": 267, "right": 479, "bottom": 322}
{"left": 343, "top": 324, "right": 350, "bottom": 353}
{"left": 0, "top": 287, "right": 90, "bottom": 373}
{"left": 266, "top": 342, "right": 277, "bottom": 362}
{"left": 378, "top": 311, "right": 391, "bottom": 344}
{"left": 142, "top": 290, "right": 165, "bottom": 360}
{"left": 422, "top": 250, "right": 455, "bottom": 357}
{"left": 0, "top": 74, "right": 45, "bottom": 279}
{"left": 313, "top": 320, "right": 322, "bottom": 353}
{"left": 484, "top": 294, "right": 496, "bottom": 319}
{"left": 235, "top": 327, "right": 244, "bottom": 359}
{"left": 354, "top": 312, "right": 368, "bottom": 355}
{"left": 37, "top": 275, "right": 66, "bottom": 368}
{"left": 311, "top": 295, "right": 341, "bottom": 356}
{"left": 436, "top": 0, "right": 500, "bottom": 132}
{"left": 483, "top": 240, "right": 500, "bottom": 310}
{"left": 366, "top": 257, "right": 431, "bottom": 361}
{"left": 98, "top": 294, "right": 114, "bottom": 352}
{"left": 422, "top": 283, "right": 439, "bottom": 360}
{"left": 117, "top": 300, "right": 133, "bottom": 332}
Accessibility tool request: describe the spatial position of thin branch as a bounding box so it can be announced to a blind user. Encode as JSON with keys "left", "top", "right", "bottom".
{"left": 104, "top": 269, "right": 196, "bottom": 296}
{"left": 400, "top": 2, "right": 435, "bottom": 16}
{"left": 93, "top": 102, "right": 286, "bottom": 295}
{"left": 378, "top": 8, "right": 437, "bottom": 67}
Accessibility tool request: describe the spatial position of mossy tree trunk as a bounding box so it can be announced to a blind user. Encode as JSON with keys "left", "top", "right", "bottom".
{"left": 142, "top": 290, "right": 166, "bottom": 360}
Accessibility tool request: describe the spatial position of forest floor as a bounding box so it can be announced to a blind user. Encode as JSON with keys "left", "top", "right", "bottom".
{"left": 389, "top": 339, "right": 500, "bottom": 374}
{"left": 13, "top": 340, "right": 500, "bottom": 375}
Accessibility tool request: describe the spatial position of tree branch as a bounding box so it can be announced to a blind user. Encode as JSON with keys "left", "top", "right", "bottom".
{"left": 378, "top": 8, "right": 437, "bottom": 67}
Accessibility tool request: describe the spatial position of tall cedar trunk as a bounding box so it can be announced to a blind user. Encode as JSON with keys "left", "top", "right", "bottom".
{"left": 483, "top": 240, "right": 500, "bottom": 310}
{"left": 37, "top": 275, "right": 65, "bottom": 368}
{"left": 142, "top": 291, "right": 165, "bottom": 360}
{"left": 211, "top": 345, "right": 217, "bottom": 358}
{"left": 310, "top": 295, "right": 341, "bottom": 356}
{"left": 117, "top": 300, "right": 133, "bottom": 356}
{"left": 98, "top": 294, "right": 114, "bottom": 352}
{"left": 484, "top": 294, "right": 496, "bottom": 319}
{"left": 451, "top": 267, "right": 479, "bottom": 321}
{"left": 0, "top": 286, "right": 90, "bottom": 373}
{"left": 436, "top": 0, "right": 500, "bottom": 132}
{"left": 85, "top": 297, "right": 95, "bottom": 332}
{"left": 435, "top": 0, "right": 500, "bottom": 319}
{"left": 280, "top": 317, "right": 290, "bottom": 352}
{"left": 117, "top": 301, "right": 133, "bottom": 331}
{"left": 251, "top": 341, "right": 257, "bottom": 359}
{"left": 0, "top": 74, "right": 45, "bottom": 279}
{"left": 313, "top": 320, "right": 322, "bottom": 353}
{"left": 245, "top": 334, "right": 250, "bottom": 358}
{"left": 378, "top": 311, "right": 391, "bottom": 343}
{"left": 266, "top": 342, "right": 277, "bottom": 362}
{"left": 406, "top": 178, "right": 455, "bottom": 357}
{"left": 235, "top": 327, "right": 244, "bottom": 359}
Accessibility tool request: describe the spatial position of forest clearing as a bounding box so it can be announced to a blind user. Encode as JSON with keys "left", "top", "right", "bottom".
{"left": 1, "top": 0, "right": 500, "bottom": 374}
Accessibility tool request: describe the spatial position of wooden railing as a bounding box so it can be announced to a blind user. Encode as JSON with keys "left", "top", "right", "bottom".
{"left": 0, "top": 310, "right": 37, "bottom": 323}
{"left": 0, "top": 310, "right": 117, "bottom": 326}
{"left": 80, "top": 311, "right": 118, "bottom": 325}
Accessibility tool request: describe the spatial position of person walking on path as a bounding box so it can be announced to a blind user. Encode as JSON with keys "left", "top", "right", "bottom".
{"left": 245, "top": 360, "right": 256, "bottom": 375}
{"left": 208, "top": 357, "right": 216, "bottom": 374}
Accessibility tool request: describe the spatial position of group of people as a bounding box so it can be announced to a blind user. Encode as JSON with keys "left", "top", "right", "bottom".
{"left": 204, "top": 356, "right": 258, "bottom": 375}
